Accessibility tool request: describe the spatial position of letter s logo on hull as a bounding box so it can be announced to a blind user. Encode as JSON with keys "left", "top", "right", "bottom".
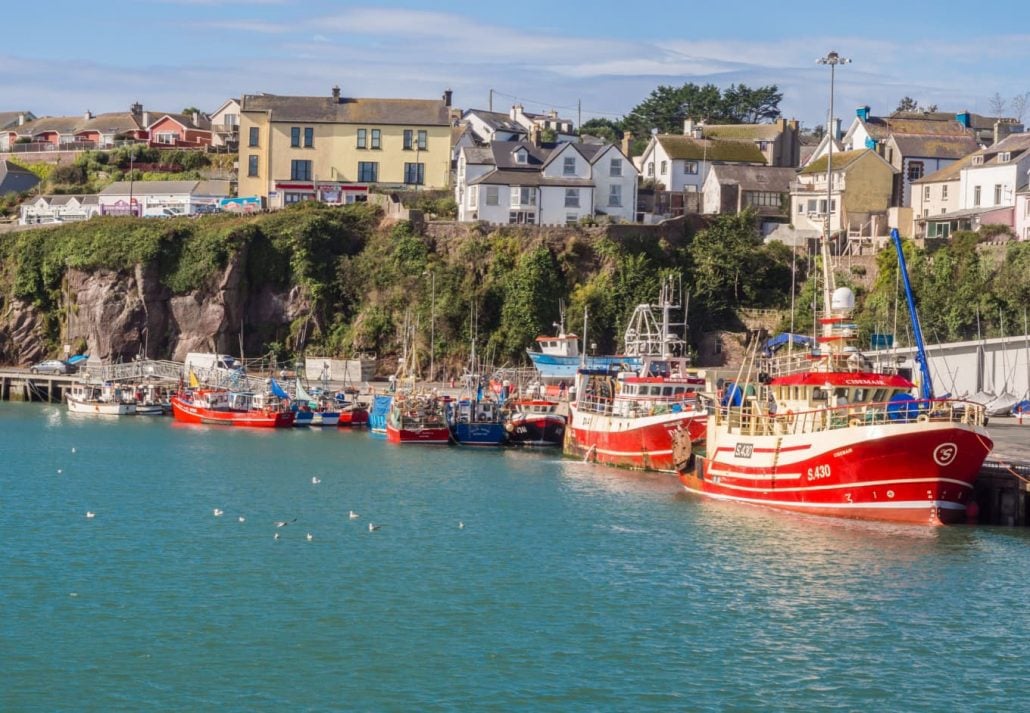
{"left": 933, "top": 443, "right": 958, "bottom": 467}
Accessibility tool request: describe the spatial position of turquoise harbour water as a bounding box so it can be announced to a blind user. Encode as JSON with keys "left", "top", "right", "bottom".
{"left": 3, "top": 403, "right": 1030, "bottom": 712}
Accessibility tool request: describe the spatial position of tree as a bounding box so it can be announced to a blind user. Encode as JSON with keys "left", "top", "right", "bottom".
{"left": 621, "top": 82, "right": 784, "bottom": 141}
{"left": 722, "top": 84, "right": 783, "bottom": 123}
{"left": 580, "top": 117, "right": 622, "bottom": 143}
{"left": 987, "top": 92, "right": 1007, "bottom": 116}
{"left": 181, "top": 106, "right": 201, "bottom": 117}
{"left": 895, "top": 96, "right": 938, "bottom": 113}
{"left": 1010, "top": 91, "right": 1030, "bottom": 122}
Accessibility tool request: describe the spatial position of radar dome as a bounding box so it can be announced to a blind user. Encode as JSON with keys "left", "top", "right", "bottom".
{"left": 831, "top": 287, "right": 855, "bottom": 312}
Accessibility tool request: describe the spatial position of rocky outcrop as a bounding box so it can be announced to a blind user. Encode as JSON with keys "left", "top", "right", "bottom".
{"left": 2, "top": 250, "right": 311, "bottom": 366}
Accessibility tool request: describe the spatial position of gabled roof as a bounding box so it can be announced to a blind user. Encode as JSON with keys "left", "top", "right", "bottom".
{"left": 700, "top": 123, "right": 783, "bottom": 140}
{"left": 461, "top": 146, "right": 495, "bottom": 165}
{"left": 889, "top": 133, "right": 979, "bottom": 160}
{"left": 148, "top": 112, "right": 212, "bottom": 131}
{"left": 462, "top": 109, "right": 527, "bottom": 135}
{"left": 911, "top": 153, "right": 976, "bottom": 184}
{"left": 656, "top": 135, "right": 767, "bottom": 163}
{"left": 0, "top": 111, "right": 34, "bottom": 129}
{"left": 489, "top": 140, "right": 550, "bottom": 169}
{"left": 77, "top": 111, "right": 143, "bottom": 134}
{"left": 241, "top": 93, "right": 450, "bottom": 126}
{"left": 977, "top": 131, "right": 1030, "bottom": 164}
{"left": 209, "top": 98, "right": 241, "bottom": 116}
{"left": 800, "top": 149, "right": 894, "bottom": 174}
{"left": 706, "top": 165, "right": 796, "bottom": 193}
{"left": 14, "top": 115, "right": 82, "bottom": 136}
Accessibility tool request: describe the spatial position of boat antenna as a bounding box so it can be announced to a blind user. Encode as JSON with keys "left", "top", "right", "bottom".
{"left": 889, "top": 227, "right": 933, "bottom": 400}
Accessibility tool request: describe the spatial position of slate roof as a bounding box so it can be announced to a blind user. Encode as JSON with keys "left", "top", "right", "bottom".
{"left": 0, "top": 160, "right": 40, "bottom": 195}
{"left": 468, "top": 169, "right": 593, "bottom": 188}
{"left": 78, "top": 111, "right": 144, "bottom": 134}
{"left": 0, "top": 111, "right": 33, "bottom": 129}
{"left": 488, "top": 141, "right": 551, "bottom": 169}
{"left": 890, "top": 133, "right": 979, "bottom": 160}
{"left": 979, "top": 131, "right": 1030, "bottom": 162}
{"left": 656, "top": 135, "right": 767, "bottom": 163}
{"left": 464, "top": 109, "right": 526, "bottom": 134}
{"left": 100, "top": 180, "right": 231, "bottom": 196}
{"left": 707, "top": 165, "right": 796, "bottom": 193}
{"left": 800, "top": 149, "right": 889, "bottom": 174}
{"left": 14, "top": 115, "right": 82, "bottom": 136}
{"left": 241, "top": 93, "right": 450, "bottom": 126}
{"left": 42, "top": 194, "right": 99, "bottom": 206}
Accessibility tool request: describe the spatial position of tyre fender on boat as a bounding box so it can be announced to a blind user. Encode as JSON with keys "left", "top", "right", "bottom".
{"left": 849, "top": 418, "right": 861, "bottom": 427}
{"left": 917, "top": 413, "right": 930, "bottom": 423}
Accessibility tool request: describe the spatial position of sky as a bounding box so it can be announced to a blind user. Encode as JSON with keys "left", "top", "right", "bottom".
{"left": 5, "top": 0, "right": 1030, "bottom": 130}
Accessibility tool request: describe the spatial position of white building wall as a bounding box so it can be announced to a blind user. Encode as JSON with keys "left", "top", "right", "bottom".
{"left": 539, "top": 185, "right": 590, "bottom": 225}
{"left": 472, "top": 185, "right": 514, "bottom": 224}
{"left": 959, "top": 161, "right": 1027, "bottom": 210}
{"left": 1015, "top": 192, "right": 1030, "bottom": 241}
{"left": 590, "top": 147, "right": 637, "bottom": 222}
{"left": 541, "top": 144, "right": 590, "bottom": 179}
{"left": 701, "top": 170, "right": 723, "bottom": 214}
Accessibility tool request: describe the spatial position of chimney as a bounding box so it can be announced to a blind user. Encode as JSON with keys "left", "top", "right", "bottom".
{"left": 529, "top": 123, "right": 541, "bottom": 146}
{"left": 332, "top": 85, "right": 341, "bottom": 102}
{"left": 621, "top": 131, "right": 633, "bottom": 157}
{"left": 548, "top": 109, "right": 558, "bottom": 119}
{"left": 84, "top": 110, "right": 93, "bottom": 121}
{"left": 788, "top": 119, "right": 799, "bottom": 131}
{"left": 442, "top": 89, "right": 453, "bottom": 107}
{"left": 776, "top": 117, "right": 786, "bottom": 131}
{"left": 856, "top": 106, "right": 870, "bottom": 122}
{"left": 130, "top": 102, "right": 142, "bottom": 116}
{"left": 511, "top": 103, "right": 523, "bottom": 122}
{"left": 142, "top": 111, "right": 150, "bottom": 127}
{"left": 18, "top": 113, "right": 26, "bottom": 126}
{"left": 955, "top": 111, "right": 971, "bottom": 128}
{"left": 192, "top": 111, "right": 200, "bottom": 126}
{"left": 683, "top": 118, "right": 694, "bottom": 136}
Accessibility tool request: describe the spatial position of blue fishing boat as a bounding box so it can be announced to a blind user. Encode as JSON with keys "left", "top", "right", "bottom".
{"left": 368, "top": 394, "right": 392, "bottom": 434}
{"left": 448, "top": 396, "right": 507, "bottom": 446}
{"left": 526, "top": 309, "right": 640, "bottom": 380}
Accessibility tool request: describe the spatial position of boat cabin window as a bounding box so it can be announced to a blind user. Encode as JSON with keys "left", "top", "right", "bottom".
{"left": 853, "top": 388, "right": 869, "bottom": 402}
{"left": 811, "top": 387, "right": 828, "bottom": 402}
{"left": 663, "top": 386, "right": 673, "bottom": 396}
{"left": 674, "top": 386, "right": 686, "bottom": 396}
{"left": 833, "top": 388, "right": 849, "bottom": 406}
{"left": 872, "top": 389, "right": 887, "bottom": 404}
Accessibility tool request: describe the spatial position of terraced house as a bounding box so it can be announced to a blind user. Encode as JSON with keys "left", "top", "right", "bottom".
{"left": 238, "top": 87, "right": 452, "bottom": 209}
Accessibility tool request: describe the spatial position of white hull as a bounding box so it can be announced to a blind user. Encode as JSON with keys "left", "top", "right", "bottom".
{"left": 67, "top": 397, "right": 136, "bottom": 416}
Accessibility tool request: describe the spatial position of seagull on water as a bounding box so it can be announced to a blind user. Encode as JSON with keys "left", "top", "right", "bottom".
{"left": 311, "top": 476, "right": 321, "bottom": 485}
{"left": 274, "top": 532, "right": 280, "bottom": 541}
{"left": 238, "top": 516, "right": 246, "bottom": 523}
{"left": 71, "top": 447, "right": 76, "bottom": 454}
{"left": 57, "top": 469, "right": 63, "bottom": 474}
{"left": 275, "top": 518, "right": 297, "bottom": 528}
{"left": 349, "top": 510, "right": 360, "bottom": 520}
{"left": 368, "top": 522, "right": 381, "bottom": 532}
{"left": 459, "top": 521, "right": 464, "bottom": 529}
{"left": 306, "top": 532, "right": 313, "bottom": 541}
{"left": 85, "top": 511, "right": 95, "bottom": 519}
{"left": 213, "top": 508, "right": 224, "bottom": 517}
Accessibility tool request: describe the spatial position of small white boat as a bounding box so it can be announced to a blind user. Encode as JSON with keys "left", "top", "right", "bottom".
{"left": 66, "top": 382, "right": 136, "bottom": 416}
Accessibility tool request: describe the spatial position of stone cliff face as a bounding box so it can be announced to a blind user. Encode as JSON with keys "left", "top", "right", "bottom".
{"left": 0, "top": 250, "right": 309, "bottom": 366}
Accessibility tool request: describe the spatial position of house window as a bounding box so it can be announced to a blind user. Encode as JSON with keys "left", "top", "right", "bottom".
{"left": 564, "top": 188, "right": 579, "bottom": 208}
{"left": 304, "top": 127, "right": 314, "bottom": 148}
{"left": 247, "top": 155, "right": 258, "bottom": 177}
{"left": 403, "top": 129, "right": 413, "bottom": 150}
{"left": 1000, "top": 151, "right": 1011, "bottom": 162}
{"left": 994, "top": 184, "right": 1002, "bottom": 204}
{"left": 156, "top": 132, "right": 176, "bottom": 144}
{"left": 291, "top": 127, "right": 300, "bottom": 147}
{"left": 357, "top": 161, "right": 378, "bottom": 182}
{"left": 284, "top": 192, "right": 312, "bottom": 205}
{"left": 515, "top": 149, "right": 528, "bottom": 165}
{"left": 222, "top": 113, "right": 238, "bottom": 127}
{"left": 510, "top": 186, "right": 535, "bottom": 207}
{"left": 290, "top": 159, "right": 312, "bottom": 181}
{"left": 797, "top": 201, "right": 804, "bottom": 214}
{"left": 973, "top": 186, "right": 981, "bottom": 206}
{"left": 924, "top": 208, "right": 929, "bottom": 217}
{"left": 248, "top": 127, "right": 259, "bottom": 147}
{"left": 609, "top": 158, "right": 622, "bottom": 177}
{"left": 907, "top": 161, "right": 924, "bottom": 181}
{"left": 972, "top": 155, "right": 984, "bottom": 165}
{"left": 371, "top": 129, "right": 381, "bottom": 149}
{"left": 660, "top": 160, "right": 667, "bottom": 175}
{"left": 417, "top": 130, "right": 427, "bottom": 150}
{"left": 468, "top": 185, "right": 478, "bottom": 208}
{"left": 685, "top": 161, "right": 699, "bottom": 175}
{"left": 403, "top": 162, "right": 424, "bottom": 185}
{"left": 566, "top": 213, "right": 579, "bottom": 225}
{"left": 608, "top": 184, "right": 622, "bottom": 207}
{"left": 924, "top": 186, "right": 930, "bottom": 201}
{"left": 744, "top": 191, "right": 781, "bottom": 208}
{"left": 647, "top": 162, "right": 654, "bottom": 177}
{"left": 508, "top": 211, "right": 536, "bottom": 224}
{"left": 942, "top": 184, "right": 948, "bottom": 200}
{"left": 563, "top": 156, "right": 576, "bottom": 176}
{"left": 485, "top": 186, "right": 499, "bottom": 206}
{"left": 357, "top": 128, "right": 367, "bottom": 149}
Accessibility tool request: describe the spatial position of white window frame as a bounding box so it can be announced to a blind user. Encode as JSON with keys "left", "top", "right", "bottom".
{"left": 564, "top": 188, "right": 579, "bottom": 208}
{"left": 563, "top": 156, "right": 576, "bottom": 176}
{"left": 485, "top": 186, "right": 499, "bottom": 206}
{"left": 609, "top": 158, "right": 622, "bottom": 177}
{"left": 608, "top": 184, "right": 622, "bottom": 207}
{"left": 685, "top": 161, "right": 699, "bottom": 175}
{"left": 468, "top": 185, "right": 478, "bottom": 208}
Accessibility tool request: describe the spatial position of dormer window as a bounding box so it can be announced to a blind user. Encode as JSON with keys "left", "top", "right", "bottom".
{"left": 514, "top": 148, "right": 528, "bottom": 164}
{"left": 972, "top": 155, "right": 984, "bottom": 165}
{"left": 999, "top": 151, "right": 1011, "bottom": 162}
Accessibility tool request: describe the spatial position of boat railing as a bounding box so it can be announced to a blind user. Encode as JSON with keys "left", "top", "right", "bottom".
{"left": 716, "top": 397, "right": 989, "bottom": 437}
{"left": 576, "top": 393, "right": 614, "bottom": 416}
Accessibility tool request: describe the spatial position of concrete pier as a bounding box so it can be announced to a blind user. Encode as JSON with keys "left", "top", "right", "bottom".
{"left": 974, "top": 420, "right": 1030, "bottom": 526}
{"left": 0, "top": 370, "right": 77, "bottom": 403}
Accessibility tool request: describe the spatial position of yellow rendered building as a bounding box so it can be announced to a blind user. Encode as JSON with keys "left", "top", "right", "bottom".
{"left": 238, "top": 86, "right": 453, "bottom": 208}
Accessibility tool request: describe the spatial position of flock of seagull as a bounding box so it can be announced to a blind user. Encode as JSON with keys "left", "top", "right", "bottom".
{"left": 73, "top": 447, "right": 465, "bottom": 538}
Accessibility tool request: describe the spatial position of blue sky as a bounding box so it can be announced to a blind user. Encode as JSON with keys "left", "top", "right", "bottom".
{"left": 6, "top": 0, "right": 1030, "bottom": 129}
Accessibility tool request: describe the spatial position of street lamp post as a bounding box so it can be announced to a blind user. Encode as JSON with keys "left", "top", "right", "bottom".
{"left": 128, "top": 149, "right": 136, "bottom": 216}
{"left": 423, "top": 270, "right": 435, "bottom": 383}
{"left": 816, "top": 50, "right": 851, "bottom": 316}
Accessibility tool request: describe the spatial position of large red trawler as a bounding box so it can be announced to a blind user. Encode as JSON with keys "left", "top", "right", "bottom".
{"left": 675, "top": 229, "right": 992, "bottom": 525}
{"left": 565, "top": 279, "right": 707, "bottom": 472}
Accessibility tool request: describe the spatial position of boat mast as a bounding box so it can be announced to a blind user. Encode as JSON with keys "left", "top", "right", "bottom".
{"left": 890, "top": 227, "right": 934, "bottom": 400}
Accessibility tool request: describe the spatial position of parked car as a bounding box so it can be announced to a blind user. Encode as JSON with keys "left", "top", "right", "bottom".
{"left": 30, "top": 359, "right": 75, "bottom": 375}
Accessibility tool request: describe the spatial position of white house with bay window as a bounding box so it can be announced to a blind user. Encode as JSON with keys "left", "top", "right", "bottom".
{"left": 455, "top": 140, "right": 637, "bottom": 225}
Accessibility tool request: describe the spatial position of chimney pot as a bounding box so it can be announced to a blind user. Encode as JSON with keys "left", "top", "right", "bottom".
{"left": 332, "top": 85, "right": 341, "bottom": 101}
{"left": 443, "top": 89, "right": 453, "bottom": 107}
{"left": 84, "top": 110, "right": 93, "bottom": 121}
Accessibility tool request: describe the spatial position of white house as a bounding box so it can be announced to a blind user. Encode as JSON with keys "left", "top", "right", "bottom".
{"left": 510, "top": 104, "right": 576, "bottom": 143}
{"left": 99, "top": 180, "right": 231, "bottom": 217}
{"left": 1015, "top": 188, "right": 1030, "bottom": 241}
{"left": 954, "top": 132, "right": 1030, "bottom": 231}
{"left": 455, "top": 140, "right": 637, "bottom": 225}
{"left": 462, "top": 109, "right": 528, "bottom": 144}
{"left": 638, "top": 134, "right": 766, "bottom": 193}
{"left": 209, "top": 98, "right": 240, "bottom": 148}
{"left": 19, "top": 194, "right": 100, "bottom": 225}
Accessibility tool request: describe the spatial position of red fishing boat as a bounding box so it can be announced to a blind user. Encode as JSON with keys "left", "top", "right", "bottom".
{"left": 566, "top": 279, "right": 707, "bottom": 472}
{"left": 385, "top": 394, "right": 451, "bottom": 444}
{"left": 171, "top": 388, "right": 294, "bottom": 428}
{"left": 504, "top": 399, "right": 566, "bottom": 446}
{"left": 337, "top": 402, "right": 369, "bottom": 427}
{"left": 676, "top": 229, "right": 992, "bottom": 525}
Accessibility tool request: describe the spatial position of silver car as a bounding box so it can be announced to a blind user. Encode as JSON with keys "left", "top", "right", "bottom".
{"left": 30, "top": 359, "right": 75, "bottom": 375}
